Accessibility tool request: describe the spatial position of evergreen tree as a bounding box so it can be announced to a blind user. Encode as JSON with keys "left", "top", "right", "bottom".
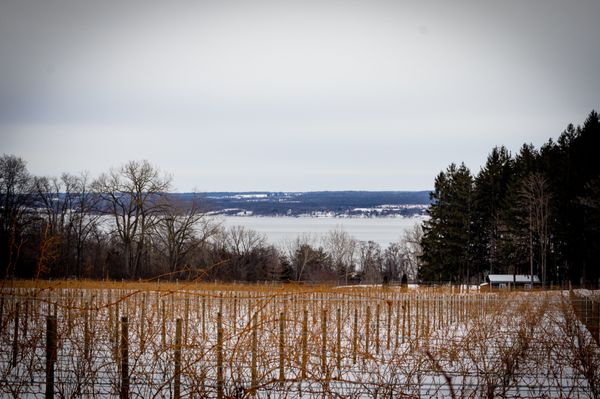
{"left": 538, "top": 112, "right": 600, "bottom": 283}
{"left": 420, "top": 111, "right": 600, "bottom": 286}
{"left": 501, "top": 144, "right": 540, "bottom": 278}
{"left": 472, "top": 146, "right": 513, "bottom": 276}
{"left": 0, "top": 155, "right": 32, "bottom": 277}
{"left": 420, "top": 163, "right": 474, "bottom": 282}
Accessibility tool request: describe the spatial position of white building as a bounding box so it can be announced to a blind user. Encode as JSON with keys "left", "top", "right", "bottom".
{"left": 485, "top": 274, "right": 541, "bottom": 289}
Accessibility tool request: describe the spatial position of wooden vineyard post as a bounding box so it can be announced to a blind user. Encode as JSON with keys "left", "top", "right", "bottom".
{"left": 448, "top": 295, "right": 453, "bottom": 327}
{"left": 430, "top": 296, "right": 434, "bottom": 334}
{"left": 217, "top": 312, "right": 225, "bottom": 399}
{"left": 438, "top": 295, "right": 442, "bottom": 328}
{"left": 108, "top": 295, "right": 114, "bottom": 346}
{"left": 446, "top": 295, "right": 451, "bottom": 325}
{"left": 45, "top": 316, "right": 57, "bottom": 399}
{"left": 282, "top": 297, "right": 288, "bottom": 323}
{"left": 419, "top": 296, "right": 423, "bottom": 338}
{"left": 375, "top": 304, "right": 380, "bottom": 356}
{"left": 321, "top": 308, "right": 327, "bottom": 376}
{"left": 415, "top": 296, "right": 420, "bottom": 343}
{"left": 114, "top": 302, "right": 120, "bottom": 360}
{"left": 469, "top": 295, "right": 473, "bottom": 325}
{"left": 449, "top": 296, "right": 453, "bottom": 324}
{"left": 336, "top": 308, "right": 341, "bottom": 371}
{"left": 67, "top": 297, "right": 74, "bottom": 338}
{"left": 402, "top": 299, "right": 408, "bottom": 344}
{"left": 12, "top": 302, "right": 19, "bottom": 368}
{"left": 455, "top": 295, "right": 459, "bottom": 324}
{"left": 202, "top": 297, "right": 206, "bottom": 340}
{"left": 425, "top": 297, "right": 430, "bottom": 338}
{"left": 352, "top": 307, "right": 358, "bottom": 364}
{"left": 217, "top": 312, "right": 224, "bottom": 399}
{"left": 437, "top": 295, "right": 441, "bottom": 330}
{"left": 120, "top": 317, "right": 129, "bottom": 399}
{"left": 161, "top": 300, "right": 166, "bottom": 350}
{"left": 184, "top": 297, "right": 189, "bottom": 345}
{"left": 456, "top": 295, "right": 459, "bottom": 324}
{"left": 174, "top": 319, "right": 182, "bottom": 399}
{"left": 247, "top": 298, "right": 252, "bottom": 326}
{"left": 84, "top": 301, "right": 91, "bottom": 361}
{"left": 140, "top": 296, "right": 146, "bottom": 352}
{"left": 460, "top": 295, "right": 464, "bottom": 324}
{"left": 439, "top": 295, "right": 444, "bottom": 329}
{"left": 170, "top": 294, "right": 175, "bottom": 321}
{"left": 422, "top": 297, "right": 427, "bottom": 338}
{"left": 23, "top": 298, "right": 28, "bottom": 339}
{"left": 394, "top": 300, "right": 400, "bottom": 350}
{"left": 232, "top": 294, "right": 237, "bottom": 336}
{"left": 155, "top": 291, "right": 160, "bottom": 323}
{"left": 435, "top": 295, "right": 439, "bottom": 329}
{"left": 365, "top": 306, "right": 371, "bottom": 358}
{"left": 251, "top": 314, "right": 258, "bottom": 394}
{"left": 219, "top": 293, "right": 223, "bottom": 315}
{"left": 301, "top": 308, "right": 308, "bottom": 379}
{"left": 386, "top": 301, "right": 392, "bottom": 351}
{"left": 279, "top": 312, "right": 285, "bottom": 383}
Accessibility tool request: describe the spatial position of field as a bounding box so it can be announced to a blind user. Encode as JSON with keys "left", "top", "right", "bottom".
{"left": 1, "top": 281, "right": 599, "bottom": 398}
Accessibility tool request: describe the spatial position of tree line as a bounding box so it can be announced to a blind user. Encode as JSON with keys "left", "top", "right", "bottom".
{"left": 0, "top": 158, "right": 420, "bottom": 283}
{"left": 419, "top": 111, "right": 600, "bottom": 286}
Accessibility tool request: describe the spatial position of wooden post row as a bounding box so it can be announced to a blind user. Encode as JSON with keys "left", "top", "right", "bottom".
{"left": 174, "top": 319, "right": 182, "bottom": 399}
{"left": 46, "top": 316, "right": 57, "bottom": 399}
{"left": 217, "top": 312, "right": 224, "bottom": 399}
{"left": 120, "top": 317, "right": 129, "bottom": 399}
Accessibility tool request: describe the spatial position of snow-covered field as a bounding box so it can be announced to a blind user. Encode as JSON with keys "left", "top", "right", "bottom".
{"left": 1, "top": 284, "right": 599, "bottom": 398}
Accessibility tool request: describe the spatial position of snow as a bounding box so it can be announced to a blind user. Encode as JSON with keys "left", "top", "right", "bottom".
{"left": 1, "top": 287, "right": 599, "bottom": 398}
{"left": 487, "top": 274, "right": 541, "bottom": 284}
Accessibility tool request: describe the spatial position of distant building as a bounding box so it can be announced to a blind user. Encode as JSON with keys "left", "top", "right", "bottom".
{"left": 484, "top": 274, "right": 541, "bottom": 289}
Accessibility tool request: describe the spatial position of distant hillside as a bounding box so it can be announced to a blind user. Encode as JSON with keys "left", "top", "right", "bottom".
{"left": 179, "top": 191, "right": 431, "bottom": 217}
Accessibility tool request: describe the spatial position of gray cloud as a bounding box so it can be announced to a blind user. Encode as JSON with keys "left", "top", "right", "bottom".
{"left": 1, "top": 0, "right": 599, "bottom": 191}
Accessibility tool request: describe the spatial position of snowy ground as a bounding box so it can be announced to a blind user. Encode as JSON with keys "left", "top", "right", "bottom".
{"left": 1, "top": 286, "right": 599, "bottom": 398}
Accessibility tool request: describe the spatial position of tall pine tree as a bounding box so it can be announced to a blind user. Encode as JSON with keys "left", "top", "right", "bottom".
{"left": 420, "top": 163, "right": 474, "bottom": 282}
{"left": 472, "top": 146, "right": 513, "bottom": 276}
{"left": 420, "top": 111, "right": 600, "bottom": 286}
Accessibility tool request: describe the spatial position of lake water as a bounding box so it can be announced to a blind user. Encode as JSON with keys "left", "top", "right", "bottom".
{"left": 219, "top": 216, "right": 426, "bottom": 248}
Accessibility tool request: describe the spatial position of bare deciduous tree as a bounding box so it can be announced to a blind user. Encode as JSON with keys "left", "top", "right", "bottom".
{"left": 284, "top": 234, "right": 321, "bottom": 281}
{"left": 93, "top": 160, "right": 171, "bottom": 278}
{"left": 399, "top": 223, "right": 423, "bottom": 281}
{"left": 154, "top": 194, "right": 219, "bottom": 277}
{"left": 33, "top": 175, "right": 72, "bottom": 277}
{"left": 32, "top": 172, "right": 101, "bottom": 278}
{"left": 70, "top": 172, "right": 101, "bottom": 277}
{"left": 322, "top": 227, "right": 356, "bottom": 284}
{"left": 382, "top": 242, "right": 404, "bottom": 283}
{"left": 225, "top": 225, "right": 266, "bottom": 257}
{"left": 358, "top": 240, "right": 382, "bottom": 284}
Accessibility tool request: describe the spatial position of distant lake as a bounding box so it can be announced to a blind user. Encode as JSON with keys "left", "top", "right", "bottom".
{"left": 219, "top": 216, "right": 427, "bottom": 248}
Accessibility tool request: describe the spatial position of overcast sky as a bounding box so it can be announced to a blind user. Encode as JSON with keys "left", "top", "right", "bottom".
{"left": 1, "top": 0, "right": 599, "bottom": 192}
